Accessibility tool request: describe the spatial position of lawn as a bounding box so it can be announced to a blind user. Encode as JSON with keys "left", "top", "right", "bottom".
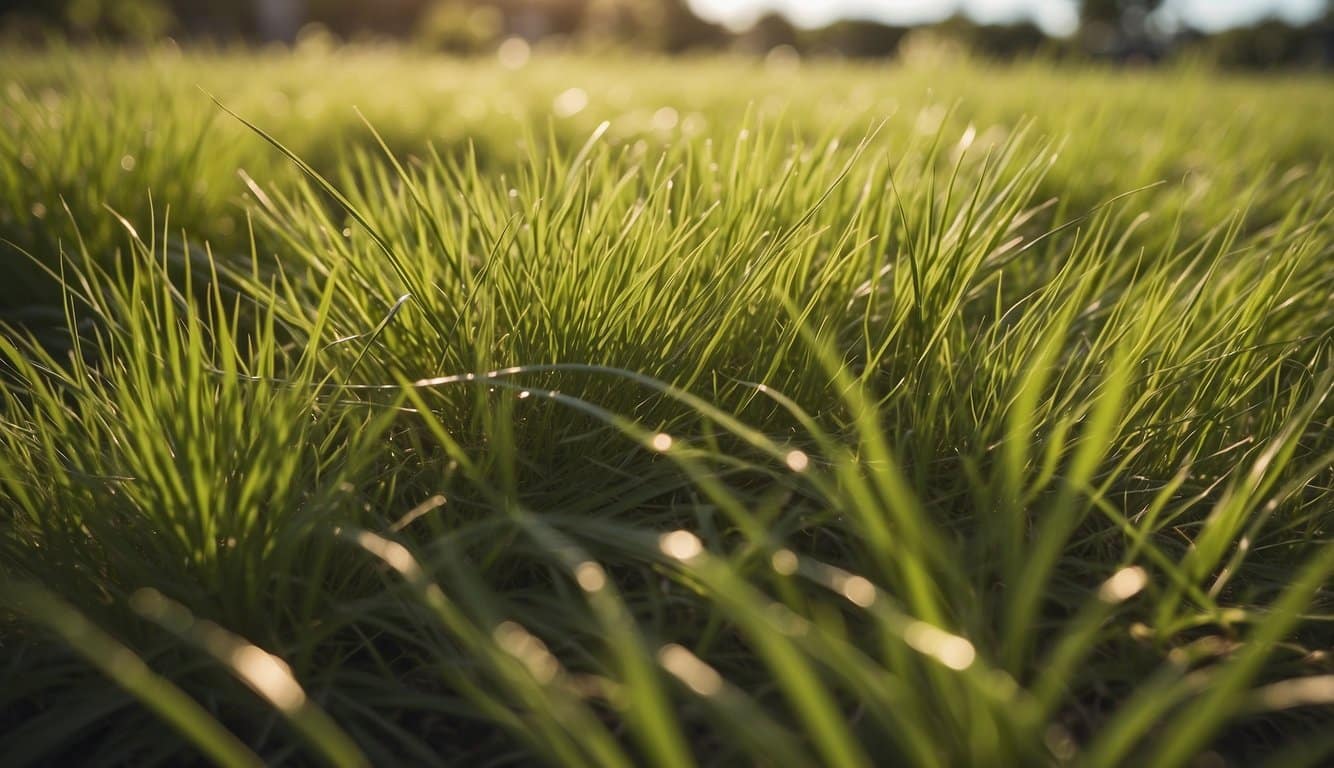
{"left": 1, "top": 46, "right": 1332, "bottom": 766}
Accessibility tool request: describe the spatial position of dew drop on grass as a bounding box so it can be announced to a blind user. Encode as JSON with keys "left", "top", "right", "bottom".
{"left": 658, "top": 644, "right": 723, "bottom": 696}
{"left": 785, "top": 450, "right": 809, "bottom": 472}
{"left": 229, "top": 645, "right": 306, "bottom": 711}
{"left": 575, "top": 561, "right": 606, "bottom": 592}
{"left": 903, "top": 621, "right": 976, "bottom": 671}
{"left": 771, "top": 549, "right": 799, "bottom": 575}
{"left": 651, "top": 106, "right": 679, "bottom": 132}
{"left": 959, "top": 123, "right": 977, "bottom": 151}
{"left": 840, "top": 575, "right": 876, "bottom": 607}
{"left": 497, "top": 37, "right": 530, "bottom": 70}
{"left": 650, "top": 432, "right": 673, "bottom": 452}
{"left": 493, "top": 622, "right": 559, "bottom": 683}
{"left": 659, "top": 530, "right": 702, "bottom": 561}
{"left": 553, "top": 87, "right": 588, "bottom": 118}
{"left": 1098, "top": 566, "right": 1148, "bottom": 603}
{"left": 764, "top": 44, "right": 800, "bottom": 74}
{"left": 120, "top": 154, "right": 136, "bottom": 172}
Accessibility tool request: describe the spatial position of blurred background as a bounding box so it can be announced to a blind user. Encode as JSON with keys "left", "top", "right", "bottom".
{"left": 0, "top": 0, "right": 1329, "bottom": 69}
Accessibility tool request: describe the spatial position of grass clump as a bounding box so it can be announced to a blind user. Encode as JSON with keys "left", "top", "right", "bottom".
{"left": 1, "top": 47, "right": 1332, "bottom": 766}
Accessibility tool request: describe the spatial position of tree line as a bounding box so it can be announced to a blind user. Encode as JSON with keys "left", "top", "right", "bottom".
{"left": 1, "top": 0, "right": 1330, "bottom": 69}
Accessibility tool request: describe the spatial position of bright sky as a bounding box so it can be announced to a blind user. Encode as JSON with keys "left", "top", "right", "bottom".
{"left": 686, "top": 0, "right": 1328, "bottom": 35}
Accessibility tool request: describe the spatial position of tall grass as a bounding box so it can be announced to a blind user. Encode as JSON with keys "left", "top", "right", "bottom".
{"left": 1, "top": 47, "right": 1332, "bottom": 766}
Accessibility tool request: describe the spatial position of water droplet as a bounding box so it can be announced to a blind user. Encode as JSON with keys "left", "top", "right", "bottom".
{"left": 841, "top": 575, "right": 876, "bottom": 607}
{"left": 958, "top": 124, "right": 977, "bottom": 150}
{"left": 493, "top": 621, "right": 559, "bottom": 683}
{"left": 1098, "top": 566, "right": 1148, "bottom": 603}
{"left": 659, "top": 530, "right": 703, "bottom": 561}
{"left": 230, "top": 645, "right": 307, "bottom": 711}
{"left": 785, "top": 450, "right": 809, "bottom": 472}
{"left": 575, "top": 561, "right": 606, "bottom": 592}
{"left": 658, "top": 644, "right": 722, "bottom": 696}
{"left": 553, "top": 87, "right": 588, "bottom": 118}
{"left": 497, "top": 37, "right": 530, "bottom": 70}
{"left": 764, "top": 44, "right": 801, "bottom": 74}
{"left": 903, "top": 621, "right": 976, "bottom": 670}
{"left": 651, "top": 106, "right": 679, "bottom": 132}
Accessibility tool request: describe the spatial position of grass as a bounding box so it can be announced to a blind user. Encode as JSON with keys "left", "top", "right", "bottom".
{"left": 1, "top": 45, "right": 1332, "bottom": 766}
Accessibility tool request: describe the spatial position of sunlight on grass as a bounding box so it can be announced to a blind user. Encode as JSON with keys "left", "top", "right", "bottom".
{"left": 0, "top": 46, "right": 1331, "bottom": 767}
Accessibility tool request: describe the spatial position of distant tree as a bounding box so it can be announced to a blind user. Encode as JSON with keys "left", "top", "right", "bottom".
{"left": 581, "top": 0, "right": 649, "bottom": 45}
{"left": 656, "top": 0, "right": 729, "bottom": 52}
{"left": 417, "top": 0, "right": 503, "bottom": 53}
{"left": 303, "top": 0, "right": 431, "bottom": 38}
{"left": 1079, "top": 0, "right": 1161, "bottom": 24}
{"left": 806, "top": 19, "right": 908, "bottom": 58}
{"left": 0, "top": 0, "right": 174, "bottom": 41}
{"left": 1190, "top": 18, "right": 1330, "bottom": 69}
{"left": 163, "top": 1, "right": 250, "bottom": 39}
{"left": 738, "top": 11, "right": 798, "bottom": 54}
{"left": 1077, "top": 0, "right": 1166, "bottom": 59}
{"left": 929, "top": 13, "right": 1047, "bottom": 60}
{"left": 255, "top": 0, "right": 303, "bottom": 42}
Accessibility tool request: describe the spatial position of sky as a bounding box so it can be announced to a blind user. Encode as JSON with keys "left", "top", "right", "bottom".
{"left": 685, "top": 0, "right": 1329, "bottom": 35}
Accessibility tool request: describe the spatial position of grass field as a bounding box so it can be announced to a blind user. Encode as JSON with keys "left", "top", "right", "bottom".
{"left": 1, "top": 45, "right": 1332, "bottom": 766}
